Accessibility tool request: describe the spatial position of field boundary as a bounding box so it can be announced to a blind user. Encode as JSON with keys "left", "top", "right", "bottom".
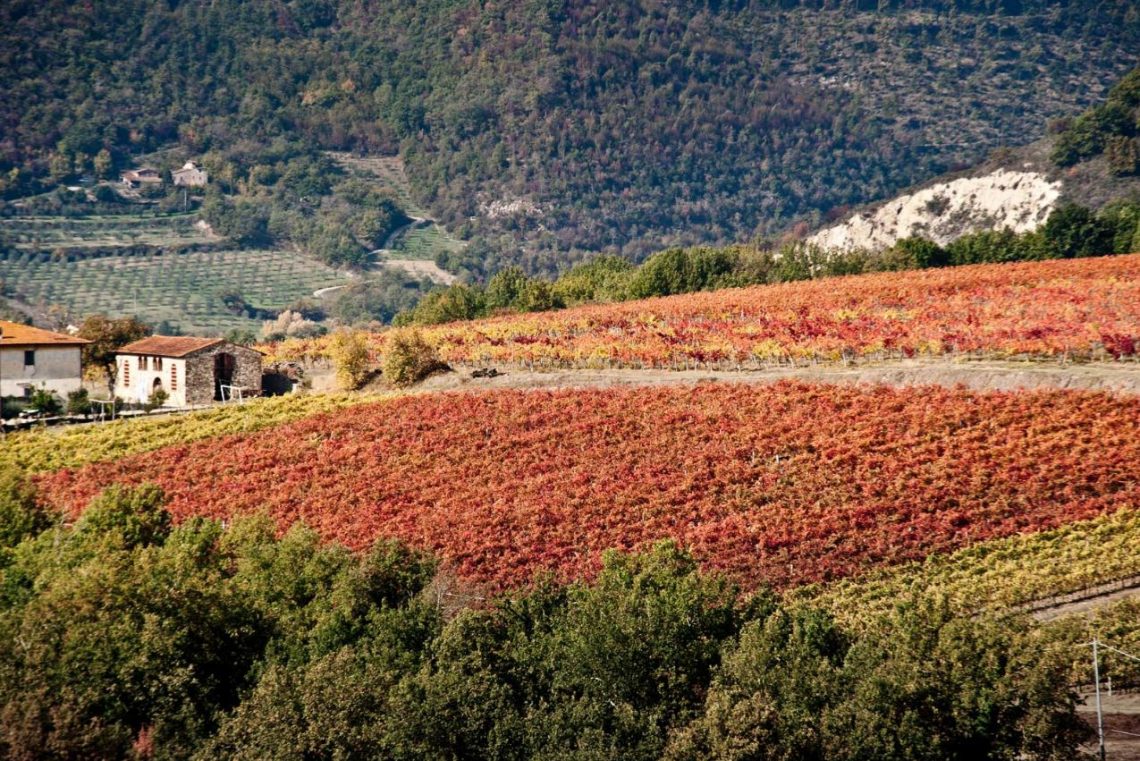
{"left": 410, "top": 359, "right": 1140, "bottom": 396}
{"left": 1023, "top": 575, "right": 1140, "bottom": 622}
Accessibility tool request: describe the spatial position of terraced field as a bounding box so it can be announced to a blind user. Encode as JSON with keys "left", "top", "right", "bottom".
{"left": 326, "top": 151, "right": 467, "bottom": 263}
{"left": 0, "top": 248, "right": 345, "bottom": 334}
{"left": 0, "top": 212, "right": 216, "bottom": 251}
{"left": 328, "top": 153, "right": 425, "bottom": 216}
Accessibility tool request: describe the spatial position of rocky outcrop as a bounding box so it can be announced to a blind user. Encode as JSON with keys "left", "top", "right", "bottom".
{"left": 809, "top": 169, "right": 1062, "bottom": 252}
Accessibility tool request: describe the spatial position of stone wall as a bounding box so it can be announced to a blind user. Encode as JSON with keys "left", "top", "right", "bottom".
{"left": 183, "top": 343, "right": 262, "bottom": 406}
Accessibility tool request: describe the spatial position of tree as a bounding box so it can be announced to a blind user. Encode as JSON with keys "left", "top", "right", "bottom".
{"left": 93, "top": 148, "right": 113, "bottom": 179}
{"left": 0, "top": 472, "right": 47, "bottom": 558}
{"left": 664, "top": 598, "right": 1084, "bottom": 761}
{"left": 484, "top": 266, "right": 530, "bottom": 312}
{"left": 552, "top": 255, "right": 635, "bottom": 305}
{"left": 1042, "top": 205, "right": 1115, "bottom": 259}
{"left": 77, "top": 315, "right": 151, "bottom": 393}
{"left": 889, "top": 237, "right": 948, "bottom": 269}
{"left": 394, "top": 284, "right": 483, "bottom": 326}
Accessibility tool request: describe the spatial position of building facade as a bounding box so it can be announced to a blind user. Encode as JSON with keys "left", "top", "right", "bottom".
{"left": 116, "top": 336, "right": 262, "bottom": 407}
{"left": 120, "top": 168, "right": 162, "bottom": 188}
{"left": 0, "top": 321, "right": 89, "bottom": 399}
{"left": 172, "top": 161, "right": 208, "bottom": 187}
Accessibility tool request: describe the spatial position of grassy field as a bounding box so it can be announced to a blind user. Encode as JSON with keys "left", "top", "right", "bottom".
{"left": 0, "top": 212, "right": 215, "bottom": 252}
{"left": 0, "top": 248, "right": 345, "bottom": 335}
{"left": 384, "top": 221, "right": 466, "bottom": 261}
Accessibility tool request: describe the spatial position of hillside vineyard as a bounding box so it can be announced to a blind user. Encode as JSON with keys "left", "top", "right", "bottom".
{"left": 38, "top": 382, "right": 1140, "bottom": 592}
{"left": 271, "top": 254, "right": 1140, "bottom": 368}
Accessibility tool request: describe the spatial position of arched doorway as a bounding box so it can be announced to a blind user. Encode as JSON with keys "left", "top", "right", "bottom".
{"left": 214, "top": 352, "right": 235, "bottom": 401}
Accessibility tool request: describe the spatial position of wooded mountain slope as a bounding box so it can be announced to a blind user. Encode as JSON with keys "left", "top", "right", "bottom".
{"left": 2, "top": 0, "right": 1138, "bottom": 272}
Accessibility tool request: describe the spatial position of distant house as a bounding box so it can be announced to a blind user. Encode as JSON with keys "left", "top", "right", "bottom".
{"left": 0, "top": 320, "right": 89, "bottom": 399}
{"left": 172, "top": 161, "right": 208, "bottom": 188}
{"left": 115, "top": 336, "right": 262, "bottom": 407}
{"left": 120, "top": 167, "right": 163, "bottom": 188}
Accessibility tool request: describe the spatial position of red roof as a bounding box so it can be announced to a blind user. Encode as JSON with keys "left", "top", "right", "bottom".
{"left": 0, "top": 320, "right": 89, "bottom": 348}
{"left": 117, "top": 336, "right": 224, "bottom": 358}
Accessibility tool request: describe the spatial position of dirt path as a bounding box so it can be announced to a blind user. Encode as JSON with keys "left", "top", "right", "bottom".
{"left": 313, "top": 284, "right": 349, "bottom": 298}
{"left": 415, "top": 359, "right": 1140, "bottom": 396}
{"left": 1022, "top": 576, "right": 1140, "bottom": 623}
{"left": 376, "top": 257, "right": 457, "bottom": 285}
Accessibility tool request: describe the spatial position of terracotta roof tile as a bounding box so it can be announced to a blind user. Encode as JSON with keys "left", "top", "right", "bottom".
{"left": 0, "top": 320, "right": 89, "bottom": 347}
{"left": 118, "top": 336, "right": 224, "bottom": 358}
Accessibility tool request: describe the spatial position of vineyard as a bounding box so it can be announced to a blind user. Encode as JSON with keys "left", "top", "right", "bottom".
{"left": 796, "top": 506, "right": 1140, "bottom": 626}
{"left": 384, "top": 222, "right": 466, "bottom": 261}
{"left": 269, "top": 254, "right": 1140, "bottom": 368}
{"left": 35, "top": 382, "right": 1140, "bottom": 593}
{"left": 0, "top": 248, "right": 346, "bottom": 335}
{"left": 0, "top": 212, "right": 215, "bottom": 252}
{"left": 0, "top": 391, "right": 384, "bottom": 476}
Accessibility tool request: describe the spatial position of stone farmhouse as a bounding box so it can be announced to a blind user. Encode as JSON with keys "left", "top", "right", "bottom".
{"left": 0, "top": 320, "right": 89, "bottom": 399}
{"left": 172, "top": 161, "right": 208, "bottom": 187}
{"left": 120, "top": 167, "right": 163, "bottom": 188}
{"left": 116, "top": 336, "right": 262, "bottom": 408}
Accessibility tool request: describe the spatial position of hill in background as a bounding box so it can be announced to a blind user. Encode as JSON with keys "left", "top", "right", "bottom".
{"left": 810, "top": 67, "right": 1140, "bottom": 251}
{"left": 2, "top": 0, "right": 1139, "bottom": 276}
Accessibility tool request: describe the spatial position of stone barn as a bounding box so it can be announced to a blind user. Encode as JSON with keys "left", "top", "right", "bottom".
{"left": 116, "top": 336, "right": 262, "bottom": 407}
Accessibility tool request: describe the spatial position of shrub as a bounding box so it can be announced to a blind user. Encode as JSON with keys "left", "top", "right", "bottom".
{"left": 888, "top": 237, "right": 949, "bottom": 269}
{"left": 382, "top": 329, "right": 445, "bottom": 387}
{"left": 66, "top": 388, "right": 91, "bottom": 417}
{"left": 329, "top": 330, "right": 372, "bottom": 390}
{"left": 144, "top": 387, "right": 168, "bottom": 413}
{"left": 28, "top": 387, "right": 61, "bottom": 416}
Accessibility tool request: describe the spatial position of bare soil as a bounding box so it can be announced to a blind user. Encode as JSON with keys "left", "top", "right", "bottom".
{"left": 412, "top": 359, "right": 1140, "bottom": 396}
{"left": 1079, "top": 695, "right": 1140, "bottom": 760}
{"left": 378, "top": 257, "right": 457, "bottom": 285}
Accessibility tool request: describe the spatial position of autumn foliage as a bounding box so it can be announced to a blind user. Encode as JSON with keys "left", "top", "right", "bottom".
{"left": 37, "top": 382, "right": 1140, "bottom": 592}
{"left": 268, "top": 255, "right": 1140, "bottom": 368}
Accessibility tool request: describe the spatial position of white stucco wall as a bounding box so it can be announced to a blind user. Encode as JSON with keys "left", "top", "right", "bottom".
{"left": 0, "top": 346, "right": 83, "bottom": 398}
{"left": 116, "top": 355, "right": 188, "bottom": 407}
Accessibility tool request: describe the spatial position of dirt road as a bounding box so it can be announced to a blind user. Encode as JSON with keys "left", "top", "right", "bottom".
{"left": 414, "top": 358, "right": 1140, "bottom": 396}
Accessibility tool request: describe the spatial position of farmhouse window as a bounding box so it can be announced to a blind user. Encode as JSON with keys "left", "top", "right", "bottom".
{"left": 155, "top": 357, "right": 163, "bottom": 371}
{"left": 170, "top": 364, "right": 177, "bottom": 391}
{"left": 140, "top": 356, "right": 149, "bottom": 370}
{"left": 122, "top": 360, "right": 130, "bottom": 386}
{"left": 24, "top": 350, "right": 35, "bottom": 367}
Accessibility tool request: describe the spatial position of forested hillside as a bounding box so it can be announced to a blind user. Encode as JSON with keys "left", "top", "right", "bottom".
{"left": 2, "top": 0, "right": 1138, "bottom": 274}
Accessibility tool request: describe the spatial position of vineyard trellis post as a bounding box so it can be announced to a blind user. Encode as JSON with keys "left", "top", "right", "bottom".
{"left": 1093, "top": 637, "right": 1106, "bottom": 761}
{"left": 1088, "top": 638, "right": 1140, "bottom": 760}
{"left": 92, "top": 399, "right": 117, "bottom": 423}
{"left": 0, "top": 324, "right": 4, "bottom": 437}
